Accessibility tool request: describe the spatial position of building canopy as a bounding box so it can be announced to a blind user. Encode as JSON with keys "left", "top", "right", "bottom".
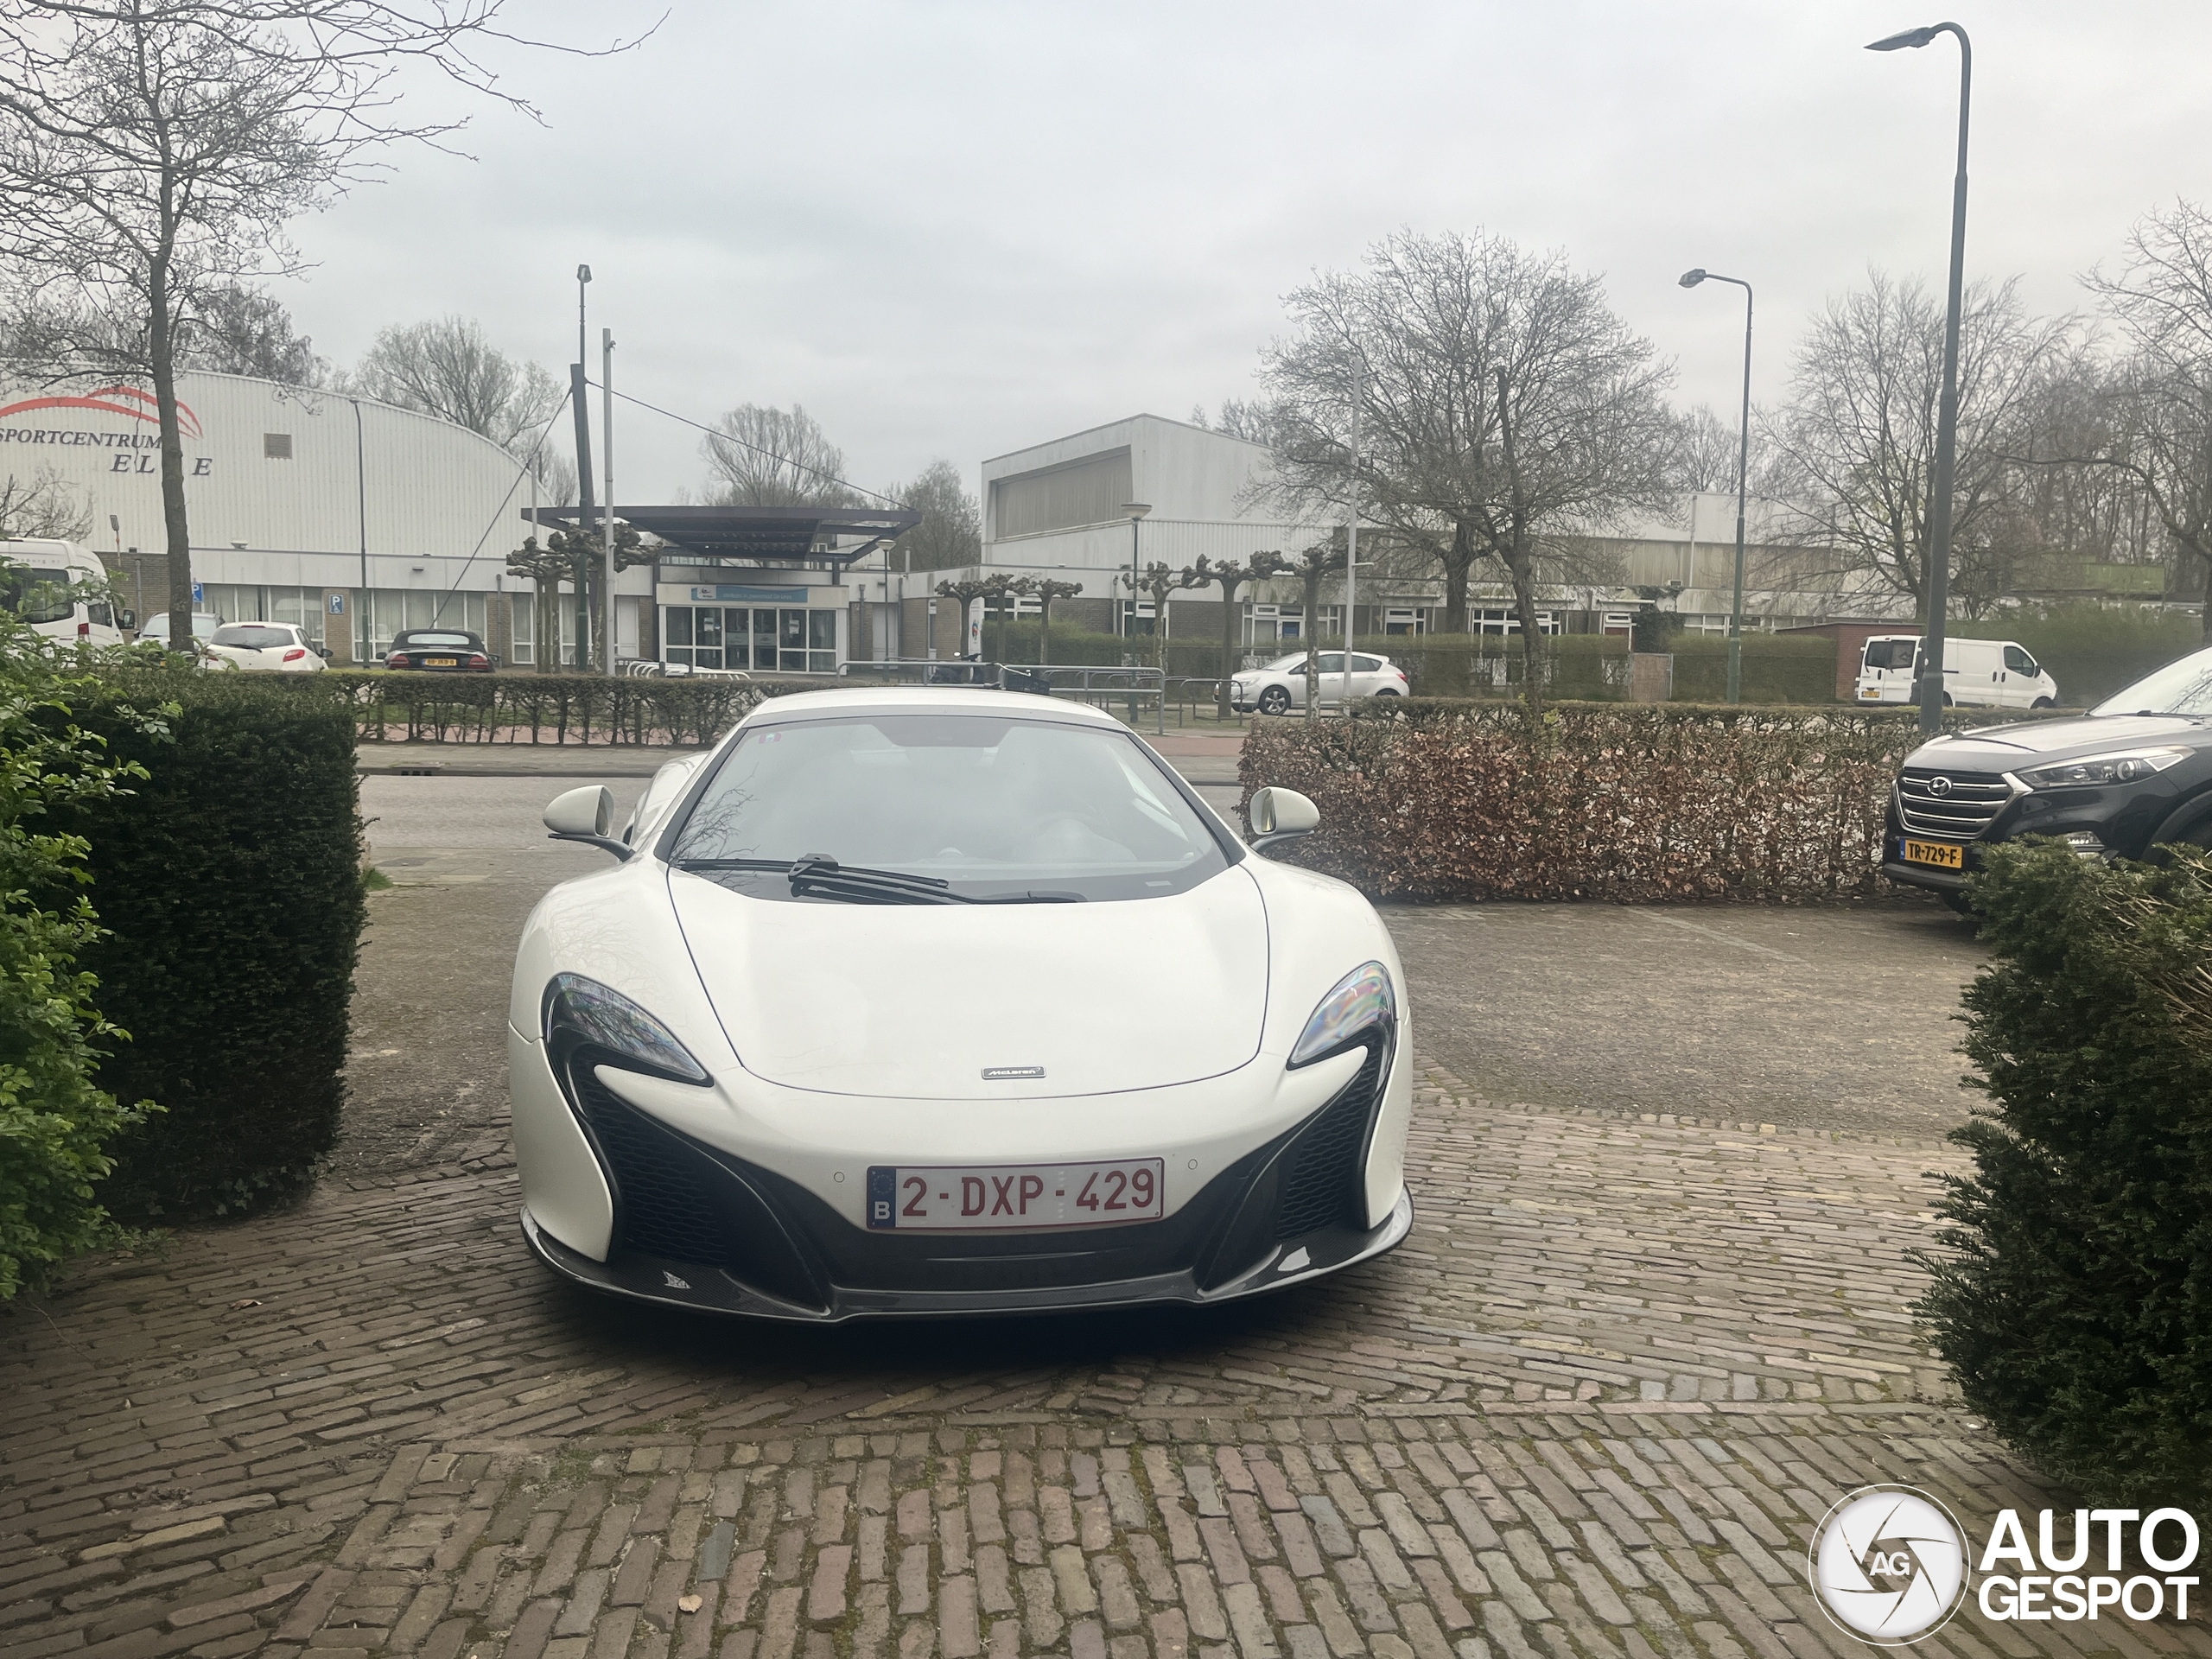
{"left": 524, "top": 504, "right": 919, "bottom": 569}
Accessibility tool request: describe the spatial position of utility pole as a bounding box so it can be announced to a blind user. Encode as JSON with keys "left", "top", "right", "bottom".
{"left": 571, "top": 264, "right": 594, "bottom": 673}
{"left": 1341, "top": 371, "right": 1361, "bottom": 713}
{"left": 602, "top": 327, "right": 617, "bottom": 677}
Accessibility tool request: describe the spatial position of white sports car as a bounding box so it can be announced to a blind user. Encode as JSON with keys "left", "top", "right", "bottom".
{"left": 508, "top": 686, "right": 1414, "bottom": 1320}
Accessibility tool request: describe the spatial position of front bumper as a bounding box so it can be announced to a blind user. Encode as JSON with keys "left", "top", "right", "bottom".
{"left": 522, "top": 1040, "right": 1411, "bottom": 1321}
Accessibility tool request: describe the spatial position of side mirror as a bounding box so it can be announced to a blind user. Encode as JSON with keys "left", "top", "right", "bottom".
{"left": 316, "top": 645, "right": 332, "bottom": 659}
{"left": 543, "top": 785, "right": 632, "bottom": 861}
{"left": 118, "top": 608, "right": 137, "bottom": 631}
{"left": 1248, "top": 785, "right": 1319, "bottom": 853}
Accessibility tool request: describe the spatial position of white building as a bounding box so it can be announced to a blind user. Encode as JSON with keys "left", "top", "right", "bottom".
{"left": 0, "top": 369, "right": 648, "bottom": 664}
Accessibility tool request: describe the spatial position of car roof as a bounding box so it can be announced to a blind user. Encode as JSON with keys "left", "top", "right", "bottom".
{"left": 740, "top": 685, "right": 1125, "bottom": 729}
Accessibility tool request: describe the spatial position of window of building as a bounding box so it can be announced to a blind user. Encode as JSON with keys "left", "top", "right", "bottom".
{"left": 660, "top": 606, "right": 838, "bottom": 673}
{"left": 264, "top": 433, "right": 293, "bottom": 459}
{"left": 989, "top": 448, "right": 1134, "bottom": 538}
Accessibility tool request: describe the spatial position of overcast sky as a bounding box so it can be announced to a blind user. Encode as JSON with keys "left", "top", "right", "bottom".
{"left": 276, "top": 0, "right": 2212, "bottom": 506}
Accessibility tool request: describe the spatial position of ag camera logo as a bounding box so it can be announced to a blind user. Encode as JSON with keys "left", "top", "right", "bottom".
{"left": 1808, "top": 1485, "right": 1970, "bottom": 1644}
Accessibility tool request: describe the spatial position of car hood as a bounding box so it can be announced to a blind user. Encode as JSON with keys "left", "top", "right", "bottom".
{"left": 667, "top": 863, "right": 1270, "bottom": 1098}
{"left": 1905, "top": 714, "right": 2206, "bottom": 769}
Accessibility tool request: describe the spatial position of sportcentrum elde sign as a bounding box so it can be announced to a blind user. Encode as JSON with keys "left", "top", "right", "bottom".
{"left": 1808, "top": 1484, "right": 2202, "bottom": 1644}
{"left": 0, "top": 385, "right": 213, "bottom": 475}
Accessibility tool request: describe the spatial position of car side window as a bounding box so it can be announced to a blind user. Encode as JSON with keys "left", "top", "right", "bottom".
{"left": 2004, "top": 645, "right": 2037, "bottom": 675}
{"left": 1351, "top": 654, "right": 1382, "bottom": 671}
{"left": 1315, "top": 653, "right": 1346, "bottom": 674}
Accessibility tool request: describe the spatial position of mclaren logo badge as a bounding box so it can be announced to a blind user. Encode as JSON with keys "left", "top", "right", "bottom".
{"left": 982, "top": 1065, "right": 1046, "bottom": 1080}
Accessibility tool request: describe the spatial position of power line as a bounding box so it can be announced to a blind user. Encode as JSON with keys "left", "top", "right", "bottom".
{"left": 426, "top": 387, "right": 574, "bottom": 627}
{"left": 586, "top": 379, "right": 906, "bottom": 510}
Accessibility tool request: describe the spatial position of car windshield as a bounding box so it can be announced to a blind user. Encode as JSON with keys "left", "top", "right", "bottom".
{"left": 2092, "top": 646, "right": 2212, "bottom": 717}
{"left": 213, "top": 624, "right": 293, "bottom": 649}
{"left": 0, "top": 566, "right": 74, "bottom": 625}
{"left": 1263, "top": 652, "right": 1310, "bottom": 671}
{"left": 401, "top": 632, "right": 475, "bottom": 648}
{"left": 667, "top": 712, "right": 1233, "bottom": 902}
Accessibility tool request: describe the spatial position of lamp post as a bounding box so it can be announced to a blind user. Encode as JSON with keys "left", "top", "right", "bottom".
{"left": 1677, "top": 268, "right": 1754, "bottom": 704}
{"left": 601, "top": 327, "right": 616, "bottom": 677}
{"left": 1868, "top": 20, "right": 1971, "bottom": 736}
{"left": 1121, "top": 502, "right": 1151, "bottom": 722}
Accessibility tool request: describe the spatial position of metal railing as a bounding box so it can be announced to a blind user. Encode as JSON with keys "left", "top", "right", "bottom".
{"left": 837, "top": 659, "right": 1168, "bottom": 732}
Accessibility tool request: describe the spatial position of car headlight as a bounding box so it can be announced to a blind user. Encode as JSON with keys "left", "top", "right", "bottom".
{"left": 1289, "top": 961, "right": 1395, "bottom": 1068}
{"left": 542, "top": 972, "right": 709, "bottom": 1083}
{"left": 2019, "top": 748, "right": 2190, "bottom": 788}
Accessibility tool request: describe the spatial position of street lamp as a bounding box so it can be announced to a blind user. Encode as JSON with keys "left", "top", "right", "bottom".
{"left": 1868, "top": 20, "right": 1972, "bottom": 735}
{"left": 1121, "top": 503, "right": 1152, "bottom": 641}
{"left": 1122, "top": 502, "right": 1152, "bottom": 723}
{"left": 571, "top": 264, "right": 595, "bottom": 672}
{"left": 1678, "top": 268, "right": 1755, "bottom": 704}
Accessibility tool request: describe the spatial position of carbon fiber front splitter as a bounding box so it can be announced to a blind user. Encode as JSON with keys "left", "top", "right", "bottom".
{"left": 518, "top": 1189, "right": 1413, "bottom": 1324}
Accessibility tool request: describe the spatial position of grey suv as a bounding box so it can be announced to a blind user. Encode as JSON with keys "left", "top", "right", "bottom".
{"left": 1884, "top": 645, "right": 2212, "bottom": 906}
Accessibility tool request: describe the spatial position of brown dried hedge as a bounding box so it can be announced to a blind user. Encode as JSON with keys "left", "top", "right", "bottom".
{"left": 1236, "top": 699, "right": 1945, "bottom": 902}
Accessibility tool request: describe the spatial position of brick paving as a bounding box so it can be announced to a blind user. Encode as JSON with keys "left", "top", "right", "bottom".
{"left": 9, "top": 1053, "right": 2204, "bottom": 1659}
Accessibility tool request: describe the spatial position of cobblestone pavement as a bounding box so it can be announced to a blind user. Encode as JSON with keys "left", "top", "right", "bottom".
{"left": 4, "top": 772, "right": 2199, "bottom": 1659}
{"left": 8, "top": 1061, "right": 2200, "bottom": 1659}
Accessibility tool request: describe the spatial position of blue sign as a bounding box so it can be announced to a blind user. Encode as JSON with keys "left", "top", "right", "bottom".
{"left": 191, "top": 582, "right": 203, "bottom": 604}
{"left": 690, "top": 585, "right": 808, "bottom": 604}
{"left": 328, "top": 594, "right": 346, "bottom": 615}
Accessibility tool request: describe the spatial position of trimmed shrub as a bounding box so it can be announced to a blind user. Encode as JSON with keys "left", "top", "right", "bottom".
{"left": 1239, "top": 701, "right": 1917, "bottom": 901}
{"left": 61, "top": 675, "right": 365, "bottom": 1219}
{"left": 1950, "top": 603, "right": 2202, "bottom": 706}
{"left": 0, "top": 630, "right": 158, "bottom": 1298}
{"left": 327, "top": 670, "right": 798, "bottom": 746}
{"left": 1917, "top": 841, "right": 2212, "bottom": 1503}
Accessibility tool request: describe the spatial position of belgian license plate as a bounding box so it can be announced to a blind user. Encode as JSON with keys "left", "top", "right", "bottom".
{"left": 425, "top": 657, "right": 457, "bottom": 667}
{"left": 866, "top": 1159, "right": 1165, "bottom": 1230}
{"left": 1902, "top": 837, "right": 1964, "bottom": 869}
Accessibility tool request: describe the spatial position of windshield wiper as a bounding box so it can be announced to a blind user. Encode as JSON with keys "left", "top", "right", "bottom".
{"left": 786, "top": 854, "right": 974, "bottom": 906}
{"left": 976, "top": 890, "right": 1087, "bottom": 903}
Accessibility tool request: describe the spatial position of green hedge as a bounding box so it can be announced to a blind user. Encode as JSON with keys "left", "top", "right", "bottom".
{"left": 1919, "top": 842, "right": 2212, "bottom": 1502}
{"left": 61, "top": 676, "right": 365, "bottom": 1218}
{"left": 1949, "top": 604, "right": 2203, "bottom": 707}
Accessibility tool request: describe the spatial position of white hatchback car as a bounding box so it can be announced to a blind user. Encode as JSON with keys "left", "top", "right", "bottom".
{"left": 508, "top": 686, "right": 1414, "bottom": 1320}
{"left": 206, "top": 621, "right": 328, "bottom": 672}
{"left": 1231, "top": 652, "right": 1410, "bottom": 715}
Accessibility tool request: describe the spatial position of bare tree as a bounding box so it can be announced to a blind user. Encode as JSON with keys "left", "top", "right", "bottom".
{"left": 345, "top": 316, "right": 560, "bottom": 448}
{"left": 2082, "top": 200, "right": 2212, "bottom": 638}
{"left": 1668, "top": 403, "right": 1769, "bottom": 498}
{"left": 1191, "top": 398, "right": 1286, "bottom": 446}
{"left": 1181, "top": 552, "right": 1285, "bottom": 717}
{"left": 0, "top": 1, "right": 635, "bottom": 656}
{"left": 702, "top": 404, "right": 857, "bottom": 508}
{"left": 884, "top": 458, "right": 979, "bottom": 570}
{"left": 1118, "top": 561, "right": 1200, "bottom": 669}
{"left": 1763, "top": 270, "right": 2070, "bottom": 614}
{"left": 1260, "top": 230, "right": 1677, "bottom": 709}
{"left": 0, "top": 467, "right": 91, "bottom": 540}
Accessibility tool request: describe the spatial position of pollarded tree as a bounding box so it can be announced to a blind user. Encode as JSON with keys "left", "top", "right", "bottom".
{"left": 1031, "top": 577, "right": 1082, "bottom": 665}
{"left": 1119, "top": 561, "right": 1201, "bottom": 669}
{"left": 1259, "top": 230, "right": 1677, "bottom": 711}
{"left": 1181, "top": 552, "right": 1285, "bottom": 718}
{"left": 1274, "top": 537, "right": 1348, "bottom": 720}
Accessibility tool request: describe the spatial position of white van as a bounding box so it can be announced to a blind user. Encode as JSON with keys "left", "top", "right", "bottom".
{"left": 1854, "top": 633, "right": 2059, "bottom": 709}
{"left": 0, "top": 538, "right": 125, "bottom": 647}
